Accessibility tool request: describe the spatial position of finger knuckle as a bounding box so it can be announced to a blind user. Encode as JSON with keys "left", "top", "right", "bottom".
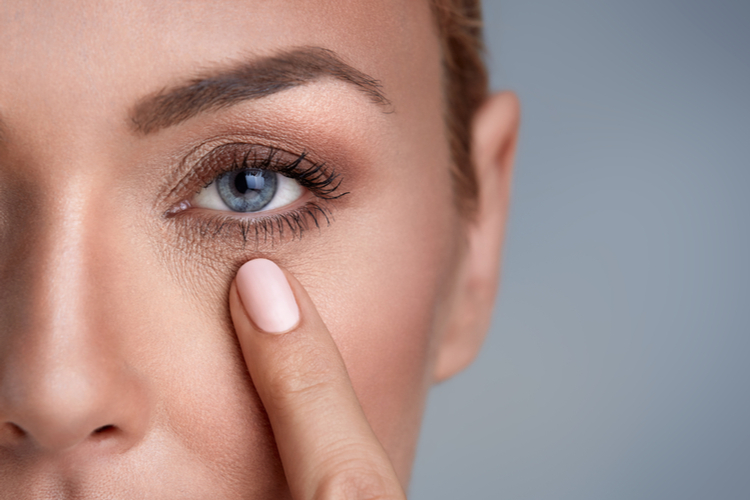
{"left": 265, "top": 350, "right": 338, "bottom": 409}
{"left": 314, "top": 466, "right": 403, "bottom": 500}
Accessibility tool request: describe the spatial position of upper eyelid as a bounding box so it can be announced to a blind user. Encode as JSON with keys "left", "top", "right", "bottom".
{"left": 158, "top": 137, "right": 330, "bottom": 210}
{"left": 189, "top": 144, "right": 321, "bottom": 193}
{"left": 198, "top": 145, "right": 347, "bottom": 202}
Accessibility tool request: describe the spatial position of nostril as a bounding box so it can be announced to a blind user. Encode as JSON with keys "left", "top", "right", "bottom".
{"left": 0, "top": 422, "right": 27, "bottom": 446}
{"left": 6, "top": 422, "right": 26, "bottom": 438}
{"left": 89, "top": 424, "right": 120, "bottom": 443}
{"left": 8, "top": 423, "right": 26, "bottom": 438}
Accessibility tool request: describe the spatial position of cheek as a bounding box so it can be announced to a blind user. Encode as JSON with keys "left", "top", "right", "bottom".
{"left": 294, "top": 167, "right": 461, "bottom": 476}
{"left": 318, "top": 247, "right": 445, "bottom": 476}
{"left": 78, "top": 226, "right": 285, "bottom": 493}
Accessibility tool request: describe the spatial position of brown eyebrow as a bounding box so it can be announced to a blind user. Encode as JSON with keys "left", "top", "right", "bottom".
{"left": 130, "top": 46, "right": 391, "bottom": 134}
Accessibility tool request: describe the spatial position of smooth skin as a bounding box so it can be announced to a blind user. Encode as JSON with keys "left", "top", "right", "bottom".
{"left": 0, "top": 0, "right": 518, "bottom": 497}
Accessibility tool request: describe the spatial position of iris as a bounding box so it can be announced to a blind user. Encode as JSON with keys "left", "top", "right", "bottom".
{"left": 217, "top": 169, "right": 278, "bottom": 212}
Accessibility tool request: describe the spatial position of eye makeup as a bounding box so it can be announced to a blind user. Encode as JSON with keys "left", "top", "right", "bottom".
{"left": 164, "top": 142, "right": 348, "bottom": 245}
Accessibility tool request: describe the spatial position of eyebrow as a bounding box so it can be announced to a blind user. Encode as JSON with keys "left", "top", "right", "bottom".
{"left": 130, "top": 46, "right": 391, "bottom": 134}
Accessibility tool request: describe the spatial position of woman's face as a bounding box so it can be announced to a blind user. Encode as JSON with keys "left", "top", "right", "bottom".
{"left": 0, "top": 0, "right": 471, "bottom": 497}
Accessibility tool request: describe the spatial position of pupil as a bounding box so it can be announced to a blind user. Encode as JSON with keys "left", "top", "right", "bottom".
{"left": 234, "top": 172, "right": 248, "bottom": 193}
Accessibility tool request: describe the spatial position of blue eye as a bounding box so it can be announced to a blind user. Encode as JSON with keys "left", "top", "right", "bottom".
{"left": 192, "top": 168, "right": 304, "bottom": 213}
{"left": 217, "top": 169, "right": 277, "bottom": 212}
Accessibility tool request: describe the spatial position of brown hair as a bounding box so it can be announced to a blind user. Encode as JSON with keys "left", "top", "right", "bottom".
{"left": 430, "top": 0, "right": 488, "bottom": 216}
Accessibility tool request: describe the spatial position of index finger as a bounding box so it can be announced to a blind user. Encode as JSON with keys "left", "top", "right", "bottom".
{"left": 230, "top": 258, "right": 406, "bottom": 500}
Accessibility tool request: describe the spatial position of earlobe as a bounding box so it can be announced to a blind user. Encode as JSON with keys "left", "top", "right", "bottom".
{"left": 433, "top": 91, "right": 520, "bottom": 382}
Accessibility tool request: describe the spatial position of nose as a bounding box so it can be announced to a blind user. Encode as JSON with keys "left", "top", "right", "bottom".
{"left": 0, "top": 349, "right": 149, "bottom": 453}
{"left": 0, "top": 196, "right": 151, "bottom": 455}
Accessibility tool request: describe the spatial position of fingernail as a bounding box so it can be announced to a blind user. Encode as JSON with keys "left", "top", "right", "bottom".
{"left": 236, "top": 259, "right": 300, "bottom": 334}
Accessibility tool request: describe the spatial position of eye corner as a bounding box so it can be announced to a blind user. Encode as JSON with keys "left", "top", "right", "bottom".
{"left": 164, "top": 200, "right": 193, "bottom": 218}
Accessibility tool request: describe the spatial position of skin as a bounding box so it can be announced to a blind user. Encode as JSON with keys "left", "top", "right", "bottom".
{"left": 0, "top": 0, "right": 519, "bottom": 498}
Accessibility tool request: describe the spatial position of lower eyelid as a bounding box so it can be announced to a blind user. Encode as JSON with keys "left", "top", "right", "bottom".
{"left": 167, "top": 200, "right": 334, "bottom": 248}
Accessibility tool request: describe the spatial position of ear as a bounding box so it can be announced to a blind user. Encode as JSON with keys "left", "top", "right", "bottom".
{"left": 433, "top": 91, "right": 520, "bottom": 382}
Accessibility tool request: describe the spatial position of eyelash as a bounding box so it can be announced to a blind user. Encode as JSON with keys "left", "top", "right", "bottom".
{"left": 189, "top": 203, "right": 334, "bottom": 244}
{"left": 166, "top": 144, "right": 348, "bottom": 243}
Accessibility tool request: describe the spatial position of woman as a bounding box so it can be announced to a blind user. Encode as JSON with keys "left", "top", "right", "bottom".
{"left": 0, "top": 0, "right": 519, "bottom": 497}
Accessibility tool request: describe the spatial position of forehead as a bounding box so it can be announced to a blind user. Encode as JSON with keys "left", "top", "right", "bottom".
{"left": 0, "top": 0, "right": 439, "bottom": 138}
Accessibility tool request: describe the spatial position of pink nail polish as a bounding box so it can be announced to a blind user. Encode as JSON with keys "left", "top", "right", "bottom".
{"left": 236, "top": 259, "right": 300, "bottom": 334}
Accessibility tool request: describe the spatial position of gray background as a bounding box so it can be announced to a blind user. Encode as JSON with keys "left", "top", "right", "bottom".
{"left": 410, "top": 0, "right": 750, "bottom": 498}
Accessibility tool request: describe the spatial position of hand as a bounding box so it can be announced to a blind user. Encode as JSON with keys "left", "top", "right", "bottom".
{"left": 229, "top": 258, "right": 407, "bottom": 500}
